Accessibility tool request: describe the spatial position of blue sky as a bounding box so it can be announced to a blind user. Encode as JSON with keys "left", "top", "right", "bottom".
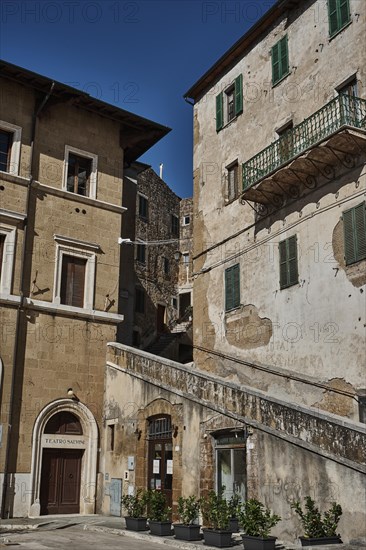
{"left": 0, "top": 0, "right": 276, "bottom": 198}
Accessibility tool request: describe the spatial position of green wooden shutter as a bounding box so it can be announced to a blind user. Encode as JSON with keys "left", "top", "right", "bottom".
{"left": 225, "top": 267, "right": 233, "bottom": 311}
{"left": 225, "top": 264, "right": 240, "bottom": 311}
{"left": 287, "top": 235, "right": 298, "bottom": 286}
{"left": 279, "top": 240, "right": 288, "bottom": 288}
{"left": 216, "top": 92, "right": 223, "bottom": 132}
{"left": 354, "top": 203, "right": 366, "bottom": 261}
{"left": 279, "top": 236, "right": 298, "bottom": 288}
{"left": 343, "top": 208, "right": 356, "bottom": 264}
{"left": 271, "top": 42, "right": 280, "bottom": 85}
{"left": 339, "top": 0, "right": 350, "bottom": 28}
{"left": 280, "top": 36, "right": 289, "bottom": 78}
{"left": 234, "top": 74, "right": 243, "bottom": 116}
{"left": 328, "top": 0, "right": 339, "bottom": 35}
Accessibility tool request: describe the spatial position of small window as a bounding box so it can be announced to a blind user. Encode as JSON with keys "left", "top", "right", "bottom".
{"left": 343, "top": 202, "right": 366, "bottom": 265}
{"left": 183, "top": 216, "right": 190, "bottom": 226}
{"left": 227, "top": 163, "right": 238, "bottom": 201}
{"left": 163, "top": 256, "right": 169, "bottom": 275}
{"left": 279, "top": 235, "right": 298, "bottom": 289}
{"left": 359, "top": 395, "right": 366, "bottom": 424}
{"left": 139, "top": 195, "right": 149, "bottom": 220}
{"left": 67, "top": 153, "right": 92, "bottom": 196}
{"left": 172, "top": 297, "right": 178, "bottom": 309}
{"left": 0, "top": 130, "right": 12, "bottom": 172}
{"left": 171, "top": 215, "right": 179, "bottom": 237}
{"left": 136, "top": 244, "right": 146, "bottom": 264}
{"left": 272, "top": 35, "right": 289, "bottom": 86}
{"left": 225, "top": 264, "right": 240, "bottom": 312}
{"left": 60, "top": 255, "right": 87, "bottom": 308}
{"left": 182, "top": 252, "right": 190, "bottom": 265}
{"left": 64, "top": 146, "right": 97, "bottom": 199}
{"left": 108, "top": 424, "right": 115, "bottom": 451}
{"left": 216, "top": 74, "right": 243, "bottom": 132}
{"left": 328, "top": 0, "right": 350, "bottom": 37}
{"left": 0, "top": 121, "right": 22, "bottom": 175}
{"left": 0, "top": 234, "right": 5, "bottom": 284}
{"left": 135, "top": 287, "right": 145, "bottom": 313}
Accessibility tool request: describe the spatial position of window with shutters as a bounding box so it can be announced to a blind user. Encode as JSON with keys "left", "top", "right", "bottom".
{"left": 0, "top": 121, "right": 22, "bottom": 175}
{"left": 225, "top": 264, "right": 240, "bottom": 312}
{"left": 0, "top": 222, "right": 18, "bottom": 296}
{"left": 279, "top": 235, "right": 298, "bottom": 289}
{"left": 138, "top": 194, "right": 149, "bottom": 221}
{"left": 171, "top": 215, "right": 179, "bottom": 237}
{"left": 343, "top": 202, "right": 366, "bottom": 265}
{"left": 328, "top": 0, "right": 350, "bottom": 37}
{"left": 216, "top": 75, "right": 243, "bottom": 132}
{"left": 135, "top": 287, "right": 145, "bottom": 313}
{"left": 227, "top": 162, "right": 239, "bottom": 202}
{"left": 54, "top": 237, "right": 97, "bottom": 310}
{"left": 271, "top": 35, "right": 289, "bottom": 86}
{"left": 63, "top": 145, "right": 98, "bottom": 199}
{"left": 136, "top": 243, "right": 146, "bottom": 264}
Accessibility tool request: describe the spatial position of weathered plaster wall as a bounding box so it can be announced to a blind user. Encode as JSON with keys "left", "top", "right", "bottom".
{"left": 191, "top": 0, "right": 366, "bottom": 419}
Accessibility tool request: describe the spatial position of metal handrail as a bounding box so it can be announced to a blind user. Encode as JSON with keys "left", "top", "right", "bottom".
{"left": 242, "top": 95, "right": 366, "bottom": 190}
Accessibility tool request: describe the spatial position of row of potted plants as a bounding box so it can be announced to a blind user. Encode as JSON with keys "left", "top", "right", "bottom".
{"left": 121, "top": 489, "right": 343, "bottom": 549}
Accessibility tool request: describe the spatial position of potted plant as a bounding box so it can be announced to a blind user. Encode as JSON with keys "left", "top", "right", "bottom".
{"left": 228, "top": 492, "right": 242, "bottom": 532}
{"left": 121, "top": 489, "right": 149, "bottom": 531}
{"left": 148, "top": 489, "right": 172, "bottom": 536}
{"left": 239, "top": 498, "right": 281, "bottom": 550}
{"left": 200, "top": 489, "right": 232, "bottom": 548}
{"left": 291, "top": 496, "right": 343, "bottom": 546}
{"left": 173, "top": 495, "right": 201, "bottom": 541}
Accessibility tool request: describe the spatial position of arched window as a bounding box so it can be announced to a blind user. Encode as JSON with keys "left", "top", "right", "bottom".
{"left": 44, "top": 411, "right": 83, "bottom": 435}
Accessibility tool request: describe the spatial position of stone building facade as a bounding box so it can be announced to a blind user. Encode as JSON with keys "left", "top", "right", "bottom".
{"left": 0, "top": 60, "right": 169, "bottom": 518}
{"left": 118, "top": 164, "right": 193, "bottom": 359}
{"left": 102, "top": 0, "right": 365, "bottom": 544}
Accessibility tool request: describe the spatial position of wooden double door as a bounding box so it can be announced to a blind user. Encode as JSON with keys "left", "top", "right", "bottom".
{"left": 40, "top": 449, "right": 83, "bottom": 515}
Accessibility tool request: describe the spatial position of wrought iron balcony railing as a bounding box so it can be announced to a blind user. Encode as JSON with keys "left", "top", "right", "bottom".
{"left": 242, "top": 95, "right": 366, "bottom": 190}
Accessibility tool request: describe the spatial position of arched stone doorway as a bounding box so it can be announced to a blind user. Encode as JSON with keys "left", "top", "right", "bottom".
{"left": 29, "top": 400, "right": 98, "bottom": 517}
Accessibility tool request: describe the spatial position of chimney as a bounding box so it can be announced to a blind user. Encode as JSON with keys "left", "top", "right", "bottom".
{"left": 159, "top": 163, "right": 163, "bottom": 179}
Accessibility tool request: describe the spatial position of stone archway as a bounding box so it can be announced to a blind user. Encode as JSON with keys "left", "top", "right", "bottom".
{"left": 29, "top": 399, "right": 98, "bottom": 517}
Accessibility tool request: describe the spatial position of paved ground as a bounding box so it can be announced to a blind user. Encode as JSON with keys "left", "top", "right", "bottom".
{"left": 0, "top": 515, "right": 363, "bottom": 550}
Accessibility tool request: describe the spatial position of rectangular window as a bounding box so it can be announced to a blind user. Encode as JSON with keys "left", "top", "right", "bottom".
{"left": 136, "top": 244, "right": 146, "bottom": 264}
{"left": 171, "top": 215, "right": 179, "bottom": 237}
{"left": 359, "top": 395, "right": 366, "bottom": 424}
{"left": 328, "top": 0, "right": 350, "bottom": 37}
{"left": 135, "top": 287, "right": 145, "bottom": 313}
{"left": 279, "top": 235, "right": 298, "bottom": 289}
{"left": 0, "top": 122, "right": 21, "bottom": 175}
{"left": 227, "top": 163, "right": 238, "bottom": 201}
{"left": 225, "top": 264, "right": 240, "bottom": 312}
{"left": 138, "top": 195, "right": 149, "bottom": 220}
{"left": 0, "top": 234, "right": 5, "bottom": 284}
{"left": 67, "top": 153, "right": 92, "bottom": 196}
{"left": 163, "top": 257, "right": 169, "bottom": 275}
{"left": 272, "top": 35, "right": 289, "bottom": 86}
{"left": 60, "top": 255, "right": 87, "bottom": 307}
{"left": 0, "top": 130, "right": 12, "bottom": 172}
{"left": 183, "top": 215, "right": 190, "bottom": 226}
{"left": 216, "top": 74, "right": 243, "bottom": 131}
{"left": 277, "top": 122, "right": 294, "bottom": 164}
{"left": 343, "top": 202, "right": 366, "bottom": 265}
{"left": 182, "top": 252, "right": 190, "bottom": 265}
{"left": 108, "top": 424, "right": 115, "bottom": 451}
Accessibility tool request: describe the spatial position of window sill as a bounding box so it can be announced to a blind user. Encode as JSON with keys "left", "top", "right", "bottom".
{"left": 225, "top": 304, "right": 242, "bottom": 316}
{"left": 272, "top": 70, "right": 291, "bottom": 89}
{"left": 0, "top": 171, "right": 29, "bottom": 186}
{"left": 33, "top": 181, "right": 126, "bottom": 214}
{"left": 25, "top": 297, "right": 124, "bottom": 323}
{"left": 279, "top": 281, "right": 298, "bottom": 290}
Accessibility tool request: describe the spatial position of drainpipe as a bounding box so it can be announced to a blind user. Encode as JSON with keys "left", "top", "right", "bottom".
{"left": 1, "top": 82, "right": 55, "bottom": 519}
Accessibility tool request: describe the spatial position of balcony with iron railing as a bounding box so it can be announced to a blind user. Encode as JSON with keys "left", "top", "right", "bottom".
{"left": 241, "top": 95, "right": 366, "bottom": 206}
